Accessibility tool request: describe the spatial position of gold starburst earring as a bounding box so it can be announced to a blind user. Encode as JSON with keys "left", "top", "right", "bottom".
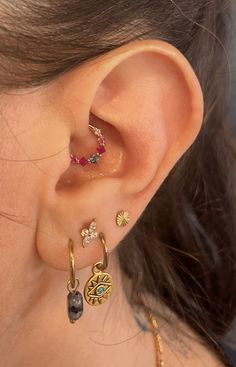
{"left": 84, "top": 232, "right": 113, "bottom": 306}
{"left": 116, "top": 210, "right": 130, "bottom": 227}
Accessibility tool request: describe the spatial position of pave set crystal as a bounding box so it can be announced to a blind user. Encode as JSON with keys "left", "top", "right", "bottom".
{"left": 81, "top": 218, "right": 98, "bottom": 247}
{"left": 70, "top": 124, "right": 106, "bottom": 167}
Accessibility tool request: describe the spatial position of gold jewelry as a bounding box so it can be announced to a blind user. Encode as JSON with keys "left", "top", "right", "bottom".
{"left": 67, "top": 238, "right": 83, "bottom": 323}
{"left": 80, "top": 218, "right": 98, "bottom": 247}
{"left": 84, "top": 232, "right": 113, "bottom": 305}
{"left": 146, "top": 309, "right": 164, "bottom": 367}
{"left": 116, "top": 210, "right": 130, "bottom": 227}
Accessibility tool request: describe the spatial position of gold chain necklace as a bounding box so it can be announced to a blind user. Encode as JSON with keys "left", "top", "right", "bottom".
{"left": 146, "top": 309, "right": 164, "bottom": 367}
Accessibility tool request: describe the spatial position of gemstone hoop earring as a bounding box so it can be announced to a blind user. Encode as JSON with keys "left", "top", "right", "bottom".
{"left": 66, "top": 238, "right": 83, "bottom": 323}
{"left": 70, "top": 124, "right": 106, "bottom": 166}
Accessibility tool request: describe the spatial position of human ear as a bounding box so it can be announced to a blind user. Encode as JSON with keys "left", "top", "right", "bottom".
{"left": 35, "top": 39, "right": 203, "bottom": 271}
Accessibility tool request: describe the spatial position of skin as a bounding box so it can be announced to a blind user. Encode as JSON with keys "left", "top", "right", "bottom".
{"left": 0, "top": 39, "right": 224, "bottom": 366}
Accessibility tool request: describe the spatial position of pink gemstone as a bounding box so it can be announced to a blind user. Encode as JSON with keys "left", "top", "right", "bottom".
{"left": 79, "top": 157, "right": 88, "bottom": 166}
{"left": 98, "top": 137, "right": 105, "bottom": 144}
{"left": 70, "top": 154, "right": 79, "bottom": 164}
{"left": 97, "top": 145, "right": 106, "bottom": 154}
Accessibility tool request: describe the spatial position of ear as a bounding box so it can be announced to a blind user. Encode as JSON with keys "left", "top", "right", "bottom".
{"left": 35, "top": 39, "right": 203, "bottom": 271}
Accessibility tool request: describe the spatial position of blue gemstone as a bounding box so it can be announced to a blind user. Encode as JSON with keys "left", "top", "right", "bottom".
{"left": 89, "top": 154, "right": 100, "bottom": 164}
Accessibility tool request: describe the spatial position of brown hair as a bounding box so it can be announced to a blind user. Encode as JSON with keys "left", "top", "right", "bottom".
{"left": 0, "top": 0, "right": 235, "bottom": 364}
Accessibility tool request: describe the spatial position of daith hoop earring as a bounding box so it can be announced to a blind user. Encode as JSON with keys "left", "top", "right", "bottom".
{"left": 70, "top": 123, "right": 106, "bottom": 166}
{"left": 84, "top": 232, "right": 113, "bottom": 306}
{"left": 67, "top": 238, "right": 83, "bottom": 323}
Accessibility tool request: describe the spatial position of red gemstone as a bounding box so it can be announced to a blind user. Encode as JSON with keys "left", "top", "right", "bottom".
{"left": 79, "top": 157, "right": 88, "bottom": 166}
{"left": 97, "top": 145, "right": 106, "bottom": 154}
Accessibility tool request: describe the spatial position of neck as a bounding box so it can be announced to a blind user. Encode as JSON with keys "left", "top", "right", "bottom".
{"left": 0, "top": 250, "right": 156, "bottom": 367}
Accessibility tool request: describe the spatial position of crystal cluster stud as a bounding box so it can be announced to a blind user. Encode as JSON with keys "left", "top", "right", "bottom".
{"left": 70, "top": 123, "right": 106, "bottom": 167}
{"left": 81, "top": 218, "right": 98, "bottom": 247}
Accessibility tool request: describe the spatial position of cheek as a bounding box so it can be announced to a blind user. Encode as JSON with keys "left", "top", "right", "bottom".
{"left": 0, "top": 96, "right": 45, "bottom": 331}
{"left": 0, "top": 169, "right": 43, "bottom": 338}
{"left": 0, "top": 100, "right": 42, "bottom": 232}
{"left": 0, "top": 89, "right": 70, "bottom": 331}
{"left": 0, "top": 133, "right": 42, "bottom": 332}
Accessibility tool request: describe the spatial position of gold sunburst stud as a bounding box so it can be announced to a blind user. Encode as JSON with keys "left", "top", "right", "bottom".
{"left": 116, "top": 210, "right": 130, "bottom": 227}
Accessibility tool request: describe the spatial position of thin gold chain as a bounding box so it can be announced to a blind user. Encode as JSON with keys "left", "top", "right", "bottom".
{"left": 146, "top": 309, "right": 164, "bottom": 367}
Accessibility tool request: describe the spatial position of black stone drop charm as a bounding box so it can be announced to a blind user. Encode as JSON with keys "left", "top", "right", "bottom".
{"left": 67, "top": 291, "right": 83, "bottom": 323}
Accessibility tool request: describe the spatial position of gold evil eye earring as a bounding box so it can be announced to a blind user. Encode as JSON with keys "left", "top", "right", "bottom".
{"left": 83, "top": 228, "right": 113, "bottom": 306}
{"left": 70, "top": 124, "right": 106, "bottom": 166}
{"left": 67, "top": 238, "right": 84, "bottom": 323}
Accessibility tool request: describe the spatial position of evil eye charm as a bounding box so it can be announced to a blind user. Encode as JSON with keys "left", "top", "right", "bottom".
{"left": 84, "top": 269, "right": 113, "bottom": 306}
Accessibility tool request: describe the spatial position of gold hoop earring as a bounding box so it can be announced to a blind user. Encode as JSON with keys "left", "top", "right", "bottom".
{"left": 67, "top": 238, "right": 83, "bottom": 323}
{"left": 84, "top": 232, "right": 113, "bottom": 306}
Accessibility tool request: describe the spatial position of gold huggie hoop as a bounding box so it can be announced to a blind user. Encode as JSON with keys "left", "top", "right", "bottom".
{"left": 67, "top": 238, "right": 79, "bottom": 292}
{"left": 92, "top": 232, "right": 109, "bottom": 272}
{"left": 84, "top": 232, "right": 113, "bottom": 306}
{"left": 67, "top": 238, "right": 83, "bottom": 323}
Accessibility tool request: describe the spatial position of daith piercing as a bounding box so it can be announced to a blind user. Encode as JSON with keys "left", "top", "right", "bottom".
{"left": 70, "top": 124, "right": 106, "bottom": 166}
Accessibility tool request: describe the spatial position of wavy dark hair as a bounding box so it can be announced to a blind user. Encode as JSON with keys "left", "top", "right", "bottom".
{"left": 0, "top": 0, "right": 235, "bottom": 365}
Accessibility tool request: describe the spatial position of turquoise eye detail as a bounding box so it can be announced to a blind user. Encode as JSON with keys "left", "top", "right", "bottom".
{"left": 90, "top": 283, "right": 109, "bottom": 297}
{"left": 97, "top": 286, "right": 105, "bottom": 295}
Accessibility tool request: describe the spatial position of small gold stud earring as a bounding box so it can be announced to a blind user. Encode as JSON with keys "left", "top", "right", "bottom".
{"left": 116, "top": 210, "right": 130, "bottom": 227}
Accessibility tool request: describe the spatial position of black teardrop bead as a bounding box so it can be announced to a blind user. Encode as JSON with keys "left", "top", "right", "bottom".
{"left": 67, "top": 291, "right": 83, "bottom": 323}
